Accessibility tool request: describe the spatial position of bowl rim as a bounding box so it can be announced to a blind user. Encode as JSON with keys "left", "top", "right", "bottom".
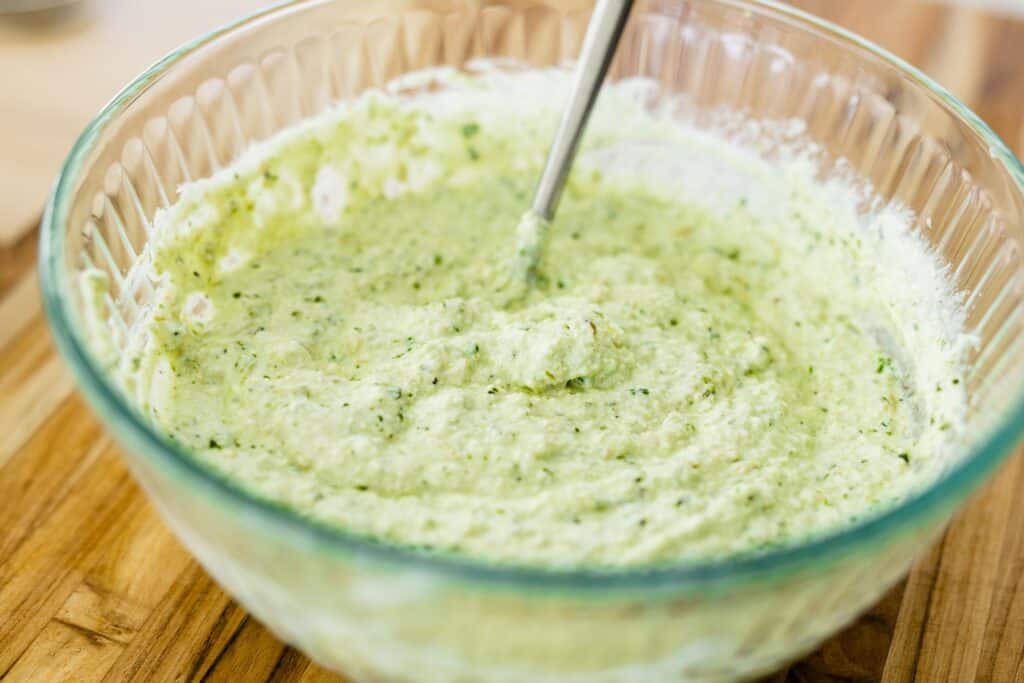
{"left": 39, "top": 0, "right": 1024, "bottom": 591}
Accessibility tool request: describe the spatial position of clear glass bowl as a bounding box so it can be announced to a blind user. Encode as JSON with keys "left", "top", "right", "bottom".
{"left": 39, "top": 0, "right": 1024, "bottom": 680}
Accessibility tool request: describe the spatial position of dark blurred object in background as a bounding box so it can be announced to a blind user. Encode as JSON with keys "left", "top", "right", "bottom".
{"left": 0, "top": 0, "right": 80, "bottom": 13}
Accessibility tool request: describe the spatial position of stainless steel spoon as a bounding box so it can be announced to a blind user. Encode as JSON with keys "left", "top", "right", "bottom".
{"left": 511, "top": 0, "right": 635, "bottom": 287}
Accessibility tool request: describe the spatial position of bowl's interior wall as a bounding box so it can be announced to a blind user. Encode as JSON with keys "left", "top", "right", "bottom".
{"left": 64, "top": 0, "right": 1024, "bottom": 468}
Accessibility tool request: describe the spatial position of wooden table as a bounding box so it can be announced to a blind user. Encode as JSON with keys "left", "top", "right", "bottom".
{"left": 2, "top": 1, "right": 1024, "bottom": 680}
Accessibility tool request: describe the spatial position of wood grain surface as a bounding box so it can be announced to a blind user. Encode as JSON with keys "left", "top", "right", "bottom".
{"left": 2, "top": 1, "right": 1024, "bottom": 681}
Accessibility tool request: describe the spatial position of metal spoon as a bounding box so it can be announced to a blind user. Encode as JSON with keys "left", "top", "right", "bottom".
{"left": 510, "top": 0, "right": 635, "bottom": 288}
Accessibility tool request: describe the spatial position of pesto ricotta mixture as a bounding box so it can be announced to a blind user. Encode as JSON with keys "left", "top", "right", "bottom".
{"left": 99, "top": 67, "right": 970, "bottom": 567}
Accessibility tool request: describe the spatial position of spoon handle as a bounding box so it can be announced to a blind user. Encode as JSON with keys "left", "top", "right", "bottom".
{"left": 531, "top": 0, "right": 635, "bottom": 220}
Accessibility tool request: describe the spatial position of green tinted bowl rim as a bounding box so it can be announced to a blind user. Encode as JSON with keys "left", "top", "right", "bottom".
{"left": 39, "top": 0, "right": 1024, "bottom": 591}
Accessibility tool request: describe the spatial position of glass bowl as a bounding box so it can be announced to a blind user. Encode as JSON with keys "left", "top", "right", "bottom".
{"left": 39, "top": 0, "right": 1024, "bottom": 680}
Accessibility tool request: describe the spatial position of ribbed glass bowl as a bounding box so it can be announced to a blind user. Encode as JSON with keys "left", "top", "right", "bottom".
{"left": 39, "top": 0, "right": 1024, "bottom": 681}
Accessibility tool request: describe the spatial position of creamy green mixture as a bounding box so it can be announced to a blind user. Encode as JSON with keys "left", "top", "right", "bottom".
{"left": 105, "top": 69, "right": 969, "bottom": 566}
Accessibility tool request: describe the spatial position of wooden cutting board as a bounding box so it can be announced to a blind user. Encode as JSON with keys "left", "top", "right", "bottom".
{"left": 3, "top": 1, "right": 1024, "bottom": 681}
